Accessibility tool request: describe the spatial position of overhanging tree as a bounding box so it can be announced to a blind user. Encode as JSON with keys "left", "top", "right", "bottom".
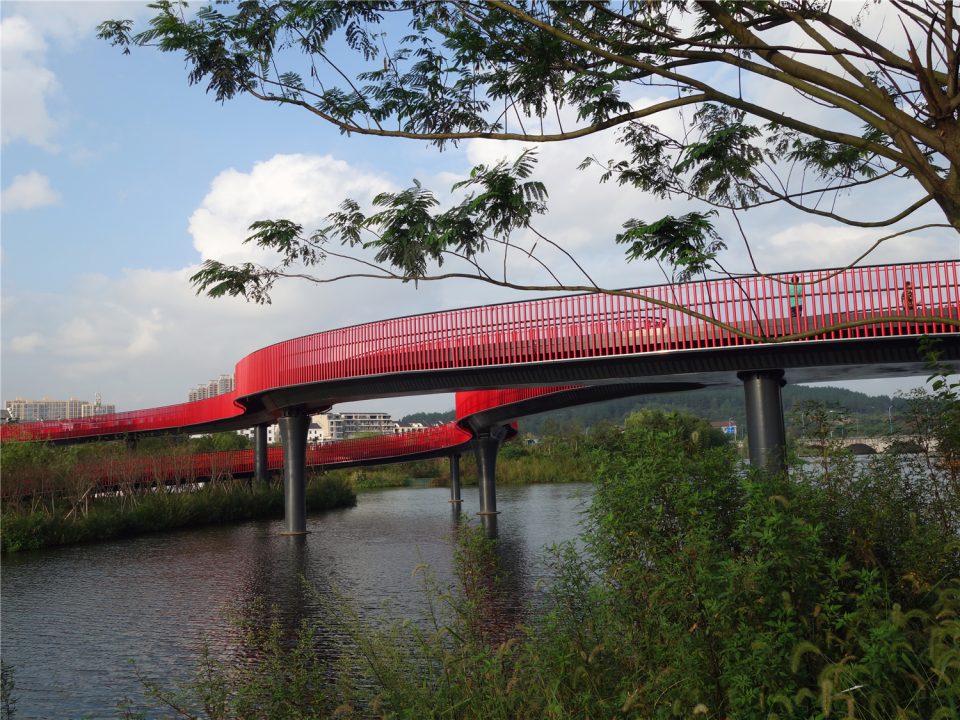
{"left": 99, "top": 0, "right": 958, "bottom": 333}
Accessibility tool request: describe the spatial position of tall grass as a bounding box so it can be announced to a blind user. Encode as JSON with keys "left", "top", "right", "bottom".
{"left": 1, "top": 475, "right": 355, "bottom": 553}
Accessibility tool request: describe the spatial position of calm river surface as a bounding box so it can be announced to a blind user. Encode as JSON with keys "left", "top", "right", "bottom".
{"left": 1, "top": 483, "right": 592, "bottom": 719}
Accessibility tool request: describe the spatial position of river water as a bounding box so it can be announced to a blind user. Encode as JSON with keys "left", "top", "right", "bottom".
{"left": 1, "top": 483, "right": 592, "bottom": 719}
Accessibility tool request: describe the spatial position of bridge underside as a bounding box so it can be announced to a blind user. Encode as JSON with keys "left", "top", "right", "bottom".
{"left": 249, "top": 335, "right": 958, "bottom": 417}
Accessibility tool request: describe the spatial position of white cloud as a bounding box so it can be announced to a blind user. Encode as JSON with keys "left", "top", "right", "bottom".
{"left": 10, "top": 333, "right": 42, "bottom": 354}
{"left": 1, "top": 15, "right": 60, "bottom": 150}
{"left": 763, "top": 222, "right": 953, "bottom": 270}
{"left": 1, "top": 3, "right": 154, "bottom": 152}
{"left": 1, "top": 171, "right": 61, "bottom": 212}
{"left": 189, "top": 154, "right": 396, "bottom": 263}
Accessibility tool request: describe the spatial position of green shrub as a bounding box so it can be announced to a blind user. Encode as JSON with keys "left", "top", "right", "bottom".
{"left": 122, "top": 398, "right": 959, "bottom": 720}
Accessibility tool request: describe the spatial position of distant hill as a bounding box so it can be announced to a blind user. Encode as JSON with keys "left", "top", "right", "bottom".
{"left": 401, "top": 385, "right": 917, "bottom": 437}
{"left": 399, "top": 410, "right": 456, "bottom": 426}
{"left": 516, "top": 385, "right": 912, "bottom": 436}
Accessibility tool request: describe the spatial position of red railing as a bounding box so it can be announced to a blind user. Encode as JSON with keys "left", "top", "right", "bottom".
{"left": 0, "top": 392, "right": 244, "bottom": 443}
{"left": 3, "top": 261, "right": 957, "bottom": 445}
{"left": 1, "top": 424, "right": 473, "bottom": 499}
{"left": 233, "top": 261, "right": 958, "bottom": 398}
{"left": 456, "top": 388, "right": 579, "bottom": 419}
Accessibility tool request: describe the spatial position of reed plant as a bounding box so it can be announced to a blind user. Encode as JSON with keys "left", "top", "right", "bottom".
{"left": 1, "top": 475, "right": 355, "bottom": 553}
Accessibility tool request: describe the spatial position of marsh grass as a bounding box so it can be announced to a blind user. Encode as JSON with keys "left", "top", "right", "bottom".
{"left": 1, "top": 475, "right": 355, "bottom": 553}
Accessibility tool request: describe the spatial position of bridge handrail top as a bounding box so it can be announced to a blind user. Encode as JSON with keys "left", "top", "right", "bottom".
{"left": 238, "top": 258, "right": 959, "bottom": 356}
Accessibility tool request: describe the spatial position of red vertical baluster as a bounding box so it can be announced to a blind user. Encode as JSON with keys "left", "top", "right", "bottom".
{"left": 637, "top": 289, "right": 645, "bottom": 354}
{"left": 584, "top": 293, "right": 591, "bottom": 356}
{"left": 496, "top": 303, "right": 502, "bottom": 365}
{"left": 558, "top": 297, "right": 566, "bottom": 359}
{"left": 824, "top": 271, "right": 834, "bottom": 340}
{"left": 951, "top": 260, "right": 959, "bottom": 327}
{"left": 920, "top": 262, "right": 931, "bottom": 333}
{"left": 679, "top": 279, "right": 687, "bottom": 350}
{"left": 690, "top": 279, "right": 698, "bottom": 349}
{"left": 603, "top": 291, "right": 611, "bottom": 355}
{"left": 890, "top": 265, "right": 900, "bottom": 337}
{"left": 422, "top": 312, "right": 428, "bottom": 370}
{"left": 938, "top": 261, "right": 950, "bottom": 332}
{"left": 697, "top": 280, "right": 706, "bottom": 347}
{"left": 516, "top": 302, "right": 523, "bottom": 364}
{"left": 721, "top": 277, "right": 730, "bottom": 346}
{"left": 525, "top": 299, "right": 532, "bottom": 363}
{"left": 519, "top": 301, "right": 525, "bottom": 363}
{"left": 534, "top": 300, "right": 541, "bottom": 361}
{"left": 840, "top": 268, "right": 850, "bottom": 339}
{"left": 732, "top": 278, "right": 741, "bottom": 346}
{"left": 854, "top": 267, "right": 863, "bottom": 339}
{"left": 478, "top": 306, "right": 484, "bottom": 366}
{"left": 506, "top": 303, "right": 513, "bottom": 365}
{"left": 447, "top": 310, "right": 454, "bottom": 368}
{"left": 615, "top": 291, "right": 624, "bottom": 354}
{"left": 506, "top": 303, "right": 513, "bottom": 364}
{"left": 470, "top": 307, "right": 476, "bottom": 366}
{"left": 542, "top": 299, "right": 549, "bottom": 362}
{"left": 488, "top": 305, "right": 495, "bottom": 365}
{"left": 407, "top": 316, "right": 414, "bottom": 371}
{"left": 549, "top": 298, "right": 555, "bottom": 360}
{"left": 552, "top": 299, "right": 558, "bottom": 360}
{"left": 455, "top": 310, "right": 462, "bottom": 368}
{"left": 439, "top": 311, "right": 446, "bottom": 369}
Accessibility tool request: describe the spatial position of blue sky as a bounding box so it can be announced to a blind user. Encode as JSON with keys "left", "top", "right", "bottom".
{"left": 2, "top": 1, "right": 957, "bottom": 418}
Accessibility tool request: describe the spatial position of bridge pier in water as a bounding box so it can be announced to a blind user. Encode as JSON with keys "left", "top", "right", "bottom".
{"left": 738, "top": 369, "right": 787, "bottom": 474}
{"left": 449, "top": 454, "right": 462, "bottom": 505}
{"left": 254, "top": 423, "right": 269, "bottom": 484}
{"left": 279, "top": 412, "right": 310, "bottom": 535}
{"left": 472, "top": 425, "right": 510, "bottom": 534}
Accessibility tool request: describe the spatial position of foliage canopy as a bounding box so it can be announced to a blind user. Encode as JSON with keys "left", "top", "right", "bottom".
{"left": 100, "top": 1, "right": 959, "bottom": 308}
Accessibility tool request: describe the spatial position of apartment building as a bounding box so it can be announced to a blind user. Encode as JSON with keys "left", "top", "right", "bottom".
{"left": 4, "top": 396, "right": 116, "bottom": 422}
{"left": 235, "top": 411, "right": 428, "bottom": 445}
{"left": 188, "top": 374, "right": 235, "bottom": 402}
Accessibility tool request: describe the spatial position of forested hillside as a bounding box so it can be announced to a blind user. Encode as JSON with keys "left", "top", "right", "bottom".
{"left": 404, "top": 385, "right": 914, "bottom": 437}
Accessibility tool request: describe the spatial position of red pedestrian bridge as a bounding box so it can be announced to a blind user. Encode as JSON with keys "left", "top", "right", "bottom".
{"left": 3, "top": 261, "right": 958, "bottom": 532}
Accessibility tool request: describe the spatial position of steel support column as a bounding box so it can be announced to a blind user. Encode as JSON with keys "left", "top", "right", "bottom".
{"left": 279, "top": 412, "right": 310, "bottom": 534}
{"left": 738, "top": 369, "right": 787, "bottom": 474}
{"left": 254, "top": 423, "right": 269, "bottom": 484}
{"left": 473, "top": 426, "right": 509, "bottom": 516}
{"left": 449, "top": 454, "right": 462, "bottom": 505}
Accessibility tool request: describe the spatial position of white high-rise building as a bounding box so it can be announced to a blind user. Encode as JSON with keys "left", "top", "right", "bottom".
{"left": 188, "top": 374, "right": 235, "bottom": 402}
{"left": 4, "top": 396, "right": 116, "bottom": 422}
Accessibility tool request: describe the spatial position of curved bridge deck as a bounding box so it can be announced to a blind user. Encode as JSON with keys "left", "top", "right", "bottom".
{"left": 2, "top": 261, "right": 957, "bottom": 451}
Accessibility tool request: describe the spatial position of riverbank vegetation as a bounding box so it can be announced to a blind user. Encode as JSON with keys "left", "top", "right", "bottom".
{"left": 0, "top": 475, "right": 355, "bottom": 554}
{"left": 118, "top": 374, "right": 960, "bottom": 719}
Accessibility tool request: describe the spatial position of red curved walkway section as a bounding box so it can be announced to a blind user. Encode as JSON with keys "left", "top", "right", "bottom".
{"left": 3, "top": 261, "right": 958, "bottom": 451}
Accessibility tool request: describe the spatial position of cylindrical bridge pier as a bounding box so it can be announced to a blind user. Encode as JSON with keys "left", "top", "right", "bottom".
{"left": 472, "top": 425, "right": 510, "bottom": 516}
{"left": 739, "top": 369, "right": 787, "bottom": 474}
{"left": 279, "top": 412, "right": 310, "bottom": 534}
{"left": 254, "top": 423, "right": 269, "bottom": 484}
{"left": 449, "top": 454, "right": 462, "bottom": 505}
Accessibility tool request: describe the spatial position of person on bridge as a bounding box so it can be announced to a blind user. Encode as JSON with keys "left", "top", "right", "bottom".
{"left": 901, "top": 280, "right": 916, "bottom": 316}
{"left": 789, "top": 276, "right": 804, "bottom": 319}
